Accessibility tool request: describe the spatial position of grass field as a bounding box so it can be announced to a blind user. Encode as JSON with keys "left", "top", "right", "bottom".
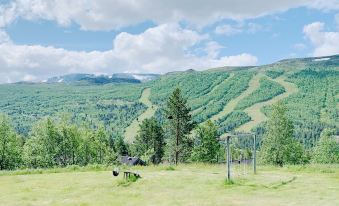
{"left": 124, "top": 88, "right": 157, "bottom": 143}
{"left": 1, "top": 164, "right": 338, "bottom": 206}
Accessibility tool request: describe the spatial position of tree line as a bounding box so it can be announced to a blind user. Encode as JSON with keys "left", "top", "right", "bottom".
{"left": 1, "top": 88, "right": 338, "bottom": 170}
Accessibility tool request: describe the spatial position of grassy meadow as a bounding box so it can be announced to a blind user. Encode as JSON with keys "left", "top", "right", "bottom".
{"left": 0, "top": 164, "right": 338, "bottom": 206}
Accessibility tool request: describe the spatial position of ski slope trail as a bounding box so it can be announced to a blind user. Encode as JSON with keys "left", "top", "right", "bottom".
{"left": 124, "top": 88, "right": 157, "bottom": 143}
{"left": 236, "top": 75, "right": 298, "bottom": 132}
{"left": 191, "top": 73, "right": 234, "bottom": 116}
{"left": 210, "top": 73, "right": 263, "bottom": 122}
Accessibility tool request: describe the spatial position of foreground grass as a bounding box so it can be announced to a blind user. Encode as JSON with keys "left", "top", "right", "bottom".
{"left": 0, "top": 164, "right": 338, "bottom": 206}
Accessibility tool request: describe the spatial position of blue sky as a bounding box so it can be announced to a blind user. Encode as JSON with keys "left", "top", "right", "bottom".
{"left": 0, "top": 0, "right": 338, "bottom": 83}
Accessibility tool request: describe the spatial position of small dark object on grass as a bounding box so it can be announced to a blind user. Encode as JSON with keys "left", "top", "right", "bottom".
{"left": 112, "top": 170, "right": 119, "bottom": 176}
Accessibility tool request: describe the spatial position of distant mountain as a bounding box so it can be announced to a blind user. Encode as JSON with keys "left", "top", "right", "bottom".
{"left": 45, "top": 73, "right": 160, "bottom": 85}
{"left": 2, "top": 54, "right": 338, "bottom": 144}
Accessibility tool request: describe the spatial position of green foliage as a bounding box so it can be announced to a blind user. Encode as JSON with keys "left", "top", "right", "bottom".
{"left": 262, "top": 69, "right": 339, "bottom": 147}
{"left": 236, "top": 77, "right": 285, "bottom": 110}
{"left": 117, "top": 174, "right": 140, "bottom": 187}
{"left": 165, "top": 88, "right": 195, "bottom": 164}
{"left": 164, "top": 165, "right": 176, "bottom": 171}
{"left": 0, "top": 114, "right": 22, "bottom": 170}
{"left": 0, "top": 83, "right": 145, "bottom": 135}
{"left": 312, "top": 128, "right": 339, "bottom": 163}
{"left": 149, "top": 70, "right": 230, "bottom": 104}
{"left": 133, "top": 118, "right": 165, "bottom": 164}
{"left": 259, "top": 102, "right": 306, "bottom": 166}
{"left": 216, "top": 111, "right": 251, "bottom": 134}
{"left": 22, "top": 117, "right": 117, "bottom": 169}
{"left": 280, "top": 69, "right": 339, "bottom": 125}
{"left": 114, "top": 135, "right": 129, "bottom": 156}
{"left": 191, "top": 120, "right": 220, "bottom": 163}
{"left": 193, "top": 72, "right": 254, "bottom": 123}
{"left": 265, "top": 70, "right": 284, "bottom": 79}
{"left": 0, "top": 58, "right": 338, "bottom": 168}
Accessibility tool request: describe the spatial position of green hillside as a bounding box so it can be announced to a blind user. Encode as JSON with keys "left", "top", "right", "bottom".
{"left": 0, "top": 55, "right": 338, "bottom": 146}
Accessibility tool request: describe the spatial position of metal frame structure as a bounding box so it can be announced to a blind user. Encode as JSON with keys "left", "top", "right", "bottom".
{"left": 219, "top": 132, "right": 257, "bottom": 181}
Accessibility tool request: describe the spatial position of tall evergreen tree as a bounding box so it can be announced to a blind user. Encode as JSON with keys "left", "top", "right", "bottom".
{"left": 134, "top": 118, "right": 165, "bottom": 164}
{"left": 0, "top": 114, "right": 22, "bottom": 170}
{"left": 191, "top": 120, "right": 220, "bottom": 163}
{"left": 259, "top": 102, "right": 305, "bottom": 166}
{"left": 165, "top": 88, "right": 195, "bottom": 165}
{"left": 114, "top": 135, "right": 129, "bottom": 156}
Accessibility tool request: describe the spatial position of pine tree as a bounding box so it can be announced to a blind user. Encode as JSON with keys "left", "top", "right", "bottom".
{"left": 114, "top": 135, "right": 129, "bottom": 156}
{"left": 165, "top": 88, "right": 195, "bottom": 165}
{"left": 259, "top": 102, "right": 305, "bottom": 166}
{"left": 191, "top": 120, "right": 220, "bottom": 163}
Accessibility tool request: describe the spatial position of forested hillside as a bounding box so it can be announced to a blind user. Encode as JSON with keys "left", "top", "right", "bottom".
{"left": 0, "top": 55, "right": 338, "bottom": 147}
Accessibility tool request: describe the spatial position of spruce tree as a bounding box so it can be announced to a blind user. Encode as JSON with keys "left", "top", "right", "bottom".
{"left": 134, "top": 117, "right": 165, "bottom": 164}
{"left": 165, "top": 88, "right": 195, "bottom": 165}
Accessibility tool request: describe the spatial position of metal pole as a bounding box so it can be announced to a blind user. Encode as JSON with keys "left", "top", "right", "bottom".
{"left": 253, "top": 134, "right": 257, "bottom": 174}
{"left": 226, "top": 136, "right": 231, "bottom": 181}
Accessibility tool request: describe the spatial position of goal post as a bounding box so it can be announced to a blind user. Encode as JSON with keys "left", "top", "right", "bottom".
{"left": 219, "top": 132, "right": 257, "bottom": 181}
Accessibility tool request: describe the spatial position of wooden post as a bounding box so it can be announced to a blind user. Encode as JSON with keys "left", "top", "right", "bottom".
{"left": 226, "top": 135, "right": 231, "bottom": 181}
{"left": 253, "top": 134, "right": 257, "bottom": 174}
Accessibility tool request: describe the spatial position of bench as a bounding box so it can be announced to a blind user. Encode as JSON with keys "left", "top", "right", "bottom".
{"left": 123, "top": 171, "right": 140, "bottom": 179}
{"left": 112, "top": 170, "right": 140, "bottom": 179}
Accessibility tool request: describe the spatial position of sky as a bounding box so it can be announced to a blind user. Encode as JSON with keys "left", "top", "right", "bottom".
{"left": 0, "top": 0, "right": 339, "bottom": 83}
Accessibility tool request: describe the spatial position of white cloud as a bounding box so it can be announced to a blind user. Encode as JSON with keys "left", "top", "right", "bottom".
{"left": 215, "top": 24, "right": 242, "bottom": 35}
{"left": 0, "top": 24, "right": 257, "bottom": 83}
{"left": 209, "top": 53, "right": 258, "bottom": 67}
{"left": 1, "top": 0, "right": 334, "bottom": 31}
{"left": 0, "top": 30, "right": 11, "bottom": 43}
{"left": 303, "top": 22, "right": 339, "bottom": 56}
{"left": 215, "top": 22, "right": 265, "bottom": 36}
{"left": 0, "top": 2, "right": 17, "bottom": 28}
{"left": 308, "top": 0, "right": 339, "bottom": 11}
{"left": 247, "top": 23, "right": 263, "bottom": 33}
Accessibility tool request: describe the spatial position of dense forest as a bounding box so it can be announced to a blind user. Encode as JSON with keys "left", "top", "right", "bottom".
{"left": 0, "top": 55, "right": 338, "bottom": 160}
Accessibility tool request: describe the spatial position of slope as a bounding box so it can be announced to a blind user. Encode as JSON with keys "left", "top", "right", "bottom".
{"left": 210, "top": 72, "right": 263, "bottom": 122}
{"left": 236, "top": 75, "right": 298, "bottom": 132}
{"left": 124, "top": 88, "right": 158, "bottom": 143}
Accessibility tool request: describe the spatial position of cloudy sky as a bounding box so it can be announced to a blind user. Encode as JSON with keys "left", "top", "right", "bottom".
{"left": 0, "top": 0, "right": 339, "bottom": 83}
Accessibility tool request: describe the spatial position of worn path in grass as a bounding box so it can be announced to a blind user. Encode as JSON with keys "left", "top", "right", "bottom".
{"left": 210, "top": 73, "right": 263, "bottom": 123}
{"left": 124, "top": 88, "right": 157, "bottom": 143}
{"left": 236, "top": 75, "right": 298, "bottom": 132}
{"left": 0, "top": 164, "right": 338, "bottom": 206}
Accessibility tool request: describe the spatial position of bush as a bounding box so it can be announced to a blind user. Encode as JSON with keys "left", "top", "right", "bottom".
{"left": 312, "top": 129, "right": 339, "bottom": 164}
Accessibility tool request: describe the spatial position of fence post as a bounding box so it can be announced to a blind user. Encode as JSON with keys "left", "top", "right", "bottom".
{"left": 253, "top": 134, "right": 257, "bottom": 174}
{"left": 226, "top": 135, "right": 231, "bottom": 181}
